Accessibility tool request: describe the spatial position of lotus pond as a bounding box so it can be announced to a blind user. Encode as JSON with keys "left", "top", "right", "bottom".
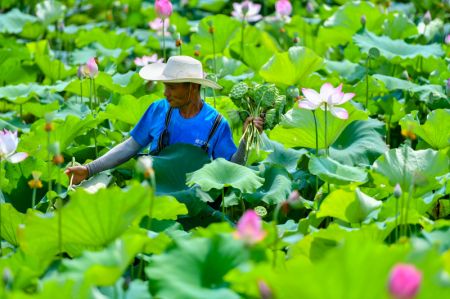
{"left": 0, "top": 0, "right": 449, "bottom": 298}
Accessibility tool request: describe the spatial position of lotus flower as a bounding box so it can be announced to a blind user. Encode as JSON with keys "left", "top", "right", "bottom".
{"left": 134, "top": 54, "right": 164, "bottom": 66}
{"left": 299, "top": 83, "right": 355, "bottom": 119}
{"left": 234, "top": 210, "right": 266, "bottom": 245}
{"left": 388, "top": 264, "right": 422, "bottom": 299}
{"left": 0, "top": 130, "right": 28, "bottom": 163}
{"left": 275, "top": 0, "right": 292, "bottom": 17}
{"left": 155, "top": 0, "right": 172, "bottom": 19}
{"left": 83, "top": 57, "right": 98, "bottom": 79}
{"left": 232, "top": 1, "right": 262, "bottom": 22}
{"left": 148, "top": 18, "right": 170, "bottom": 36}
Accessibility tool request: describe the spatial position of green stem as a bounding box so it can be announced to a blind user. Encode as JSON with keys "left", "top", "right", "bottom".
{"left": 365, "top": 57, "right": 370, "bottom": 110}
{"left": 240, "top": 18, "right": 245, "bottom": 62}
{"left": 162, "top": 18, "right": 166, "bottom": 62}
{"left": 79, "top": 79, "right": 83, "bottom": 104}
{"left": 400, "top": 142, "right": 409, "bottom": 237}
{"left": 312, "top": 110, "right": 319, "bottom": 194}
{"left": 47, "top": 131, "right": 52, "bottom": 194}
{"left": 93, "top": 78, "right": 98, "bottom": 108}
{"left": 404, "top": 181, "right": 414, "bottom": 237}
{"left": 211, "top": 29, "right": 217, "bottom": 109}
{"left": 394, "top": 194, "right": 399, "bottom": 241}
{"left": 324, "top": 103, "right": 329, "bottom": 156}
{"left": 272, "top": 204, "right": 281, "bottom": 269}
{"left": 89, "top": 79, "right": 93, "bottom": 111}
{"left": 386, "top": 114, "right": 392, "bottom": 147}
{"left": 222, "top": 188, "right": 225, "bottom": 221}
{"left": 32, "top": 188, "right": 37, "bottom": 208}
{"left": 0, "top": 159, "right": 3, "bottom": 256}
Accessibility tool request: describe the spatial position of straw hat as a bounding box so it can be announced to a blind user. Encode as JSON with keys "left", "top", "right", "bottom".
{"left": 139, "top": 56, "right": 222, "bottom": 89}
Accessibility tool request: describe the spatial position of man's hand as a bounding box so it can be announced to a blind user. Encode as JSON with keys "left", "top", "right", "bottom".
{"left": 65, "top": 166, "right": 89, "bottom": 185}
{"left": 243, "top": 116, "right": 264, "bottom": 134}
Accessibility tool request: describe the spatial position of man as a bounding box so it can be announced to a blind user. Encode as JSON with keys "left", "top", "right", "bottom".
{"left": 66, "top": 56, "right": 263, "bottom": 184}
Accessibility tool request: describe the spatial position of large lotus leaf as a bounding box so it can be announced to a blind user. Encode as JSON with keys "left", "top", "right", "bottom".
{"left": 60, "top": 232, "right": 154, "bottom": 286}
{"left": 190, "top": 15, "right": 241, "bottom": 56}
{"left": 353, "top": 30, "right": 444, "bottom": 61}
{"left": 186, "top": 158, "right": 264, "bottom": 193}
{"left": 152, "top": 144, "right": 213, "bottom": 194}
{"left": 330, "top": 119, "right": 387, "bottom": 166}
{"left": 19, "top": 114, "right": 104, "bottom": 160}
{"left": 0, "top": 58, "right": 36, "bottom": 85}
{"left": 270, "top": 103, "right": 368, "bottom": 149}
{"left": 0, "top": 81, "right": 69, "bottom": 104}
{"left": 372, "top": 74, "right": 446, "bottom": 100}
{"left": 0, "top": 249, "right": 54, "bottom": 290}
{"left": 18, "top": 185, "right": 149, "bottom": 258}
{"left": 373, "top": 147, "right": 449, "bottom": 197}
{"left": 0, "top": 203, "right": 25, "bottom": 246}
{"left": 99, "top": 278, "right": 152, "bottom": 299}
{"left": 36, "top": 0, "right": 65, "bottom": 26}
{"left": 75, "top": 28, "right": 138, "bottom": 49}
{"left": 65, "top": 71, "right": 144, "bottom": 96}
{"left": 324, "top": 60, "right": 365, "bottom": 83}
{"left": 35, "top": 54, "right": 76, "bottom": 81}
{"left": 399, "top": 110, "right": 450, "bottom": 150}
{"left": 309, "top": 156, "right": 368, "bottom": 185}
{"left": 152, "top": 195, "right": 189, "bottom": 220}
{"left": 146, "top": 235, "right": 245, "bottom": 299}
{"left": 317, "top": 1, "right": 385, "bottom": 47}
{"left": 259, "top": 46, "right": 323, "bottom": 89}
{"left": 317, "top": 188, "right": 382, "bottom": 224}
{"left": 382, "top": 13, "right": 418, "bottom": 39}
{"left": 0, "top": 9, "right": 37, "bottom": 34}
{"left": 263, "top": 138, "right": 308, "bottom": 173}
{"left": 244, "top": 165, "right": 292, "bottom": 205}
{"left": 105, "top": 94, "right": 159, "bottom": 125}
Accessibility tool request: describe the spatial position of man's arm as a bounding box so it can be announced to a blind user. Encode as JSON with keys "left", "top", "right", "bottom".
{"left": 65, "top": 137, "right": 142, "bottom": 184}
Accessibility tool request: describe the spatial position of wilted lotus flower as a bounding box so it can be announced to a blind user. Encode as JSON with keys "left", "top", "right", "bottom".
{"left": 0, "top": 130, "right": 28, "bottom": 163}
{"left": 234, "top": 210, "right": 266, "bottom": 245}
{"left": 84, "top": 57, "right": 98, "bottom": 79}
{"left": 155, "top": 0, "right": 173, "bottom": 19}
{"left": 134, "top": 54, "right": 163, "bottom": 66}
{"left": 148, "top": 18, "right": 171, "bottom": 36}
{"left": 232, "top": 1, "right": 262, "bottom": 22}
{"left": 275, "top": 0, "right": 292, "bottom": 18}
{"left": 388, "top": 264, "right": 422, "bottom": 299}
{"left": 299, "top": 83, "right": 355, "bottom": 119}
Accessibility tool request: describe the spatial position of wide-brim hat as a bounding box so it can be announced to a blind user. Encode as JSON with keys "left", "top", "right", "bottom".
{"left": 139, "top": 56, "right": 222, "bottom": 89}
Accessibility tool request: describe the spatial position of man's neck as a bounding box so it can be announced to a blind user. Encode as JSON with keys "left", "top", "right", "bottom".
{"left": 179, "top": 94, "right": 203, "bottom": 118}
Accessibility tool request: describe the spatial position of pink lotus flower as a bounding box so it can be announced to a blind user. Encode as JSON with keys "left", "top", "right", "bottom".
{"left": 275, "top": 0, "right": 292, "bottom": 17}
{"left": 299, "top": 82, "right": 355, "bottom": 119}
{"left": 232, "top": 1, "right": 262, "bottom": 22}
{"left": 234, "top": 210, "right": 266, "bottom": 245}
{"left": 148, "top": 18, "right": 170, "bottom": 36}
{"left": 83, "top": 57, "right": 98, "bottom": 79}
{"left": 0, "top": 130, "right": 28, "bottom": 163}
{"left": 134, "top": 54, "right": 164, "bottom": 66}
{"left": 445, "top": 34, "right": 450, "bottom": 45}
{"left": 155, "top": 0, "right": 173, "bottom": 19}
{"left": 388, "top": 264, "right": 422, "bottom": 299}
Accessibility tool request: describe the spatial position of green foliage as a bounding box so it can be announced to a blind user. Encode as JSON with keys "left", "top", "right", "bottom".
{"left": 309, "top": 156, "right": 368, "bottom": 185}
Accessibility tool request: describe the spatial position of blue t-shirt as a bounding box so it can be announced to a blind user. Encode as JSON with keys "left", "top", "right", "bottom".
{"left": 130, "top": 99, "right": 237, "bottom": 160}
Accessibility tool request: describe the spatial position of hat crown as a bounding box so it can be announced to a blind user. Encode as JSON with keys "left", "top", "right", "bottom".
{"left": 162, "top": 56, "right": 204, "bottom": 80}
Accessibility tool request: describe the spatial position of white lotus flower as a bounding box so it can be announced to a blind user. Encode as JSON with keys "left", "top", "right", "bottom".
{"left": 0, "top": 130, "right": 28, "bottom": 163}
{"left": 299, "top": 82, "right": 355, "bottom": 119}
{"left": 231, "top": 1, "right": 262, "bottom": 22}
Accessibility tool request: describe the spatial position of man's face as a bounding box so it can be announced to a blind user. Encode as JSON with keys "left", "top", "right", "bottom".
{"left": 164, "top": 82, "right": 191, "bottom": 108}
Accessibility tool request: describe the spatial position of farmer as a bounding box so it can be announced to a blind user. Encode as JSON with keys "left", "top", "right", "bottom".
{"left": 66, "top": 56, "right": 263, "bottom": 185}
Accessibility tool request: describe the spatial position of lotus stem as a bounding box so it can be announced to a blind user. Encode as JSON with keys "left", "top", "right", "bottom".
{"left": 162, "top": 18, "right": 166, "bottom": 62}
{"left": 32, "top": 188, "right": 37, "bottom": 208}
{"left": 0, "top": 159, "right": 3, "bottom": 256}
{"left": 79, "top": 79, "right": 83, "bottom": 104}
{"left": 365, "top": 57, "right": 370, "bottom": 110}
{"left": 324, "top": 103, "right": 329, "bottom": 156}
{"left": 210, "top": 26, "right": 217, "bottom": 108}
{"left": 312, "top": 110, "right": 319, "bottom": 194}
{"left": 240, "top": 18, "right": 245, "bottom": 62}
{"left": 399, "top": 141, "right": 409, "bottom": 237}
{"left": 272, "top": 204, "right": 281, "bottom": 269}
{"left": 47, "top": 131, "right": 52, "bottom": 194}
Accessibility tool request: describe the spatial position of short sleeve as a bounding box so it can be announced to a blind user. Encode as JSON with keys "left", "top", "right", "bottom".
{"left": 130, "top": 103, "right": 157, "bottom": 147}
{"left": 211, "top": 118, "right": 237, "bottom": 160}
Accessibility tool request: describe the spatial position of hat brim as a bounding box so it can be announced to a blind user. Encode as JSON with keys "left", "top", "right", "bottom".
{"left": 139, "top": 62, "right": 222, "bottom": 90}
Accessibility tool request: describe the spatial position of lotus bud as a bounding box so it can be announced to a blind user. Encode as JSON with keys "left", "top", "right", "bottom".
{"left": 360, "top": 15, "right": 366, "bottom": 28}
{"left": 445, "top": 34, "right": 450, "bottom": 45}
{"left": 257, "top": 280, "right": 273, "bottom": 299}
{"left": 2, "top": 268, "right": 13, "bottom": 289}
{"left": 401, "top": 70, "right": 410, "bottom": 81}
{"left": 388, "top": 263, "right": 422, "bottom": 299}
{"left": 286, "top": 85, "right": 300, "bottom": 98}
{"left": 423, "top": 11, "right": 431, "bottom": 25}
{"left": 155, "top": 0, "right": 173, "bottom": 19}
{"left": 86, "top": 57, "right": 99, "bottom": 78}
{"left": 77, "top": 65, "right": 85, "bottom": 79}
{"left": 393, "top": 183, "right": 402, "bottom": 199}
{"left": 234, "top": 210, "right": 266, "bottom": 245}
{"left": 275, "top": 0, "right": 292, "bottom": 17}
